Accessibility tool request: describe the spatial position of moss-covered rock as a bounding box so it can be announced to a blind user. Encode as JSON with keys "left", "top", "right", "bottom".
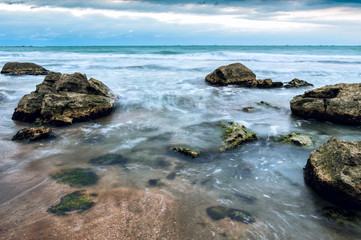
{"left": 170, "top": 146, "right": 200, "bottom": 158}
{"left": 89, "top": 154, "right": 128, "bottom": 166}
{"left": 47, "top": 191, "right": 94, "bottom": 215}
{"left": 12, "top": 126, "right": 54, "bottom": 142}
{"left": 219, "top": 121, "right": 258, "bottom": 151}
{"left": 272, "top": 132, "right": 314, "bottom": 147}
{"left": 206, "top": 206, "right": 255, "bottom": 224}
{"left": 51, "top": 168, "right": 98, "bottom": 187}
{"left": 320, "top": 206, "right": 361, "bottom": 231}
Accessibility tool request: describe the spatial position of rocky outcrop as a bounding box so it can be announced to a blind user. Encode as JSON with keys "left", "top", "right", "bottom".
{"left": 205, "top": 63, "right": 283, "bottom": 88}
{"left": 272, "top": 132, "right": 314, "bottom": 147}
{"left": 304, "top": 137, "right": 361, "bottom": 209}
{"left": 170, "top": 146, "right": 200, "bottom": 158}
{"left": 12, "top": 72, "right": 116, "bottom": 126}
{"left": 284, "top": 78, "right": 313, "bottom": 88}
{"left": 1, "top": 62, "right": 49, "bottom": 75}
{"left": 219, "top": 121, "right": 258, "bottom": 151}
{"left": 290, "top": 83, "right": 361, "bottom": 125}
{"left": 12, "top": 126, "right": 54, "bottom": 141}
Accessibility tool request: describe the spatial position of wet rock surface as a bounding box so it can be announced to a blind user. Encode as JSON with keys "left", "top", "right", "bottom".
{"left": 51, "top": 168, "right": 99, "bottom": 187}
{"left": 205, "top": 63, "right": 283, "bottom": 88}
{"left": 12, "top": 126, "right": 54, "bottom": 141}
{"left": 1, "top": 62, "right": 49, "bottom": 75}
{"left": 47, "top": 191, "right": 94, "bottom": 215}
{"left": 284, "top": 78, "right": 313, "bottom": 88}
{"left": 12, "top": 72, "right": 116, "bottom": 126}
{"left": 219, "top": 121, "right": 258, "bottom": 151}
{"left": 170, "top": 146, "right": 200, "bottom": 158}
{"left": 272, "top": 132, "right": 314, "bottom": 147}
{"left": 290, "top": 83, "right": 361, "bottom": 125}
{"left": 89, "top": 154, "right": 129, "bottom": 166}
{"left": 206, "top": 206, "right": 255, "bottom": 224}
{"left": 304, "top": 137, "right": 361, "bottom": 209}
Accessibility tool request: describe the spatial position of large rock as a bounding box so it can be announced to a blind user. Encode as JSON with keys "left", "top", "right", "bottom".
{"left": 290, "top": 83, "right": 361, "bottom": 125}
{"left": 205, "top": 63, "right": 283, "bottom": 88}
{"left": 1, "top": 62, "right": 49, "bottom": 75}
{"left": 304, "top": 137, "right": 361, "bottom": 209}
{"left": 12, "top": 72, "right": 116, "bottom": 126}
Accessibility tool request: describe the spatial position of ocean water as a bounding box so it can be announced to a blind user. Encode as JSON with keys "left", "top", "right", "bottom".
{"left": 0, "top": 45, "right": 360, "bottom": 239}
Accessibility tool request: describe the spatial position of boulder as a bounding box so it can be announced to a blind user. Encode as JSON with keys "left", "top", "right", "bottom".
{"left": 219, "top": 121, "right": 258, "bottom": 151}
{"left": 284, "top": 78, "right": 313, "bottom": 88}
{"left": 1, "top": 62, "right": 49, "bottom": 75}
{"left": 12, "top": 126, "right": 54, "bottom": 141}
{"left": 290, "top": 83, "right": 361, "bottom": 125}
{"left": 205, "top": 63, "right": 283, "bottom": 88}
{"left": 12, "top": 72, "right": 116, "bottom": 126}
{"left": 304, "top": 137, "right": 361, "bottom": 209}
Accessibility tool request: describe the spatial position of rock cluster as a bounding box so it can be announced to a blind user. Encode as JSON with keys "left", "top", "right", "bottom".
{"left": 12, "top": 72, "right": 116, "bottom": 126}
{"left": 1, "top": 62, "right": 49, "bottom": 75}
{"left": 290, "top": 83, "right": 361, "bottom": 125}
{"left": 304, "top": 137, "right": 361, "bottom": 209}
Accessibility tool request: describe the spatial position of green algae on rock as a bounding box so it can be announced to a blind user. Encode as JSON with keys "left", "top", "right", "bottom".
{"left": 219, "top": 121, "right": 258, "bottom": 151}
{"left": 320, "top": 206, "right": 361, "bottom": 232}
{"left": 89, "top": 154, "right": 129, "bottom": 166}
{"left": 272, "top": 132, "right": 314, "bottom": 147}
{"left": 47, "top": 191, "right": 94, "bottom": 215}
{"left": 12, "top": 126, "right": 54, "bottom": 142}
{"left": 170, "top": 146, "right": 200, "bottom": 158}
{"left": 206, "top": 206, "right": 255, "bottom": 224}
{"left": 51, "top": 168, "right": 98, "bottom": 187}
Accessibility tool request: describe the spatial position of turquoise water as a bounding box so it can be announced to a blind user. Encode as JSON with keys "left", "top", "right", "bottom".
{"left": 0, "top": 46, "right": 360, "bottom": 239}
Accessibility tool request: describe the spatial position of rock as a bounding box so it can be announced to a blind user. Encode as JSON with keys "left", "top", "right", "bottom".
{"left": 170, "top": 146, "right": 200, "bottom": 158}
{"left": 304, "top": 137, "right": 361, "bottom": 209}
{"left": 89, "top": 154, "right": 128, "bottom": 166}
{"left": 257, "top": 101, "right": 281, "bottom": 110}
{"left": 272, "top": 132, "right": 314, "bottom": 147}
{"left": 1, "top": 62, "right": 49, "bottom": 75}
{"left": 12, "top": 126, "right": 54, "bottom": 141}
{"left": 206, "top": 206, "right": 255, "bottom": 224}
{"left": 242, "top": 107, "right": 255, "bottom": 113}
{"left": 12, "top": 72, "right": 116, "bottom": 126}
{"left": 47, "top": 191, "right": 94, "bottom": 215}
{"left": 219, "top": 121, "right": 258, "bottom": 151}
{"left": 148, "top": 179, "right": 161, "bottom": 186}
{"left": 290, "top": 83, "right": 361, "bottom": 125}
{"left": 51, "top": 168, "right": 98, "bottom": 187}
{"left": 284, "top": 78, "right": 313, "bottom": 88}
{"left": 205, "top": 63, "right": 283, "bottom": 88}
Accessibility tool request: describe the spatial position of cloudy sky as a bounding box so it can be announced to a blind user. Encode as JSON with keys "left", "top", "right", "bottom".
{"left": 0, "top": 0, "right": 360, "bottom": 45}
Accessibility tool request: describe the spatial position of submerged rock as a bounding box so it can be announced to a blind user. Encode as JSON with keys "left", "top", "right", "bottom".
{"left": 206, "top": 206, "right": 255, "bottom": 224}
{"left": 170, "top": 146, "right": 200, "bottom": 158}
{"left": 51, "top": 168, "right": 98, "bottom": 187}
{"left": 47, "top": 191, "right": 94, "bottom": 215}
{"left": 89, "top": 154, "right": 129, "bottom": 166}
{"left": 1, "top": 62, "right": 49, "bottom": 75}
{"left": 284, "top": 78, "right": 313, "bottom": 88}
{"left": 257, "top": 101, "right": 281, "bottom": 110}
{"left": 242, "top": 107, "right": 255, "bottom": 113}
{"left": 205, "top": 63, "right": 283, "bottom": 88}
{"left": 219, "top": 121, "right": 258, "bottom": 151}
{"left": 304, "top": 137, "right": 361, "bottom": 209}
{"left": 272, "top": 132, "right": 314, "bottom": 147}
{"left": 12, "top": 126, "right": 54, "bottom": 141}
{"left": 290, "top": 83, "right": 361, "bottom": 125}
{"left": 12, "top": 72, "right": 116, "bottom": 126}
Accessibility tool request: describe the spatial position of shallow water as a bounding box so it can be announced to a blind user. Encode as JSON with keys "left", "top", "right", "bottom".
{"left": 0, "top": 46, "right": 360, "bottom": 239}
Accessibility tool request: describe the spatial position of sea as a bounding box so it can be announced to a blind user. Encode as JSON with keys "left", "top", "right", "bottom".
{"left": 0, "top": 46, "right": 360, "bottom": 239}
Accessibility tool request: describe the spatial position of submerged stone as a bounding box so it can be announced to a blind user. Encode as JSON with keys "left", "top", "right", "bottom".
{"left": 89, "top": 154, "right": 128, "bottom": 166}
{"left": 148, "top": 179, "right": 160, "bottom": 186}
{"left": 272, "top": 132, "right": 314, "bottom": 147}
{"left": 170, "top": 146, "right": 200, "bottom": 158}
{"left": 206, "top": 206, "right": 255, "bottom": 224}
{"left": 242, "top": 107, "right": 255, "bottom": 113}
{"left": 320, "top": 206, "right": 361, "bottom": 231}
{"left": 219, "top": 121, "right": 258, "bottom": 151}
{"left": 51, "top": 168, "right": 98, "bottom": 187}
{"left": 257, "top": 101, "right": 281, "bottom": 110}
{"left": 11, "top": 126, "right": 54, "bottom": 142}
{"left": 1, "top": 62, "right": 49, "bottom": 75}
{"left": 166, "top": 172, "right": 177, "bottom": 180}
{"left": 47, "top": 191, "right": 94, "bottom": 215}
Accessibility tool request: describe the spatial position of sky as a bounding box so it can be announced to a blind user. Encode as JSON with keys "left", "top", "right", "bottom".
{"left": 0, "top": 0, "right": 360, "bottom": 46}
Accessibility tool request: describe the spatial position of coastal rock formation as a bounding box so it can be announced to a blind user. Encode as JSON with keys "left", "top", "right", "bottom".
{"left": 304, "top": 137, "right": 361, "bottom": 209}
{"left": 290, "top": 83, "right": 361, "bottom": 125}
{"left": 170, "top": 146, "right": 200, "bottom": 158}
{"left": 12, "top": 72, "right": 116, "bottom": 126}
{"left": 271, "top": 132, "right": 314, "bottom": 147}
{"left": 284, "top": 78, "right": 313, "bottom": 88}
{"left": 1, "top": 62, "right": 49, "bottom": 75}
{"left": 219, "top": 121, "right": 258, "bottom": 151}
{"left": 12, "top": 126, "right": 54, "bottom": 141}
{"left": 205, "top": 63, "right": 283, "bottom": 88}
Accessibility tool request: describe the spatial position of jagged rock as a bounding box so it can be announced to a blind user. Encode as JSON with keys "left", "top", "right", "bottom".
{"left": 284, "top": 78, "right": 313, "bottom": 88}
{"left": 304, "top": 137, "right": 361, "bottom": 209}
{"left": 272, "top": 132, "right": 314, "bottom": 147}
{"left": 12, "top": 72, "right": 116, "bottom": 126}
{"left": 205, "top": 63, "right": 283, "bottom": 88}
{"left": 1, "top": 62, "right": 49, "bottom": 75}
{"left": 219, "top": 121, "right": 258, "bottom": 151}
{"left": 290, "top": 83, "right": 361, "bottom": 125}
{"left": 12, "top": 126, "right": 54, "bottom": 141}
{"left": 170, "top": 146, "right": 200, "bottom": 158}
